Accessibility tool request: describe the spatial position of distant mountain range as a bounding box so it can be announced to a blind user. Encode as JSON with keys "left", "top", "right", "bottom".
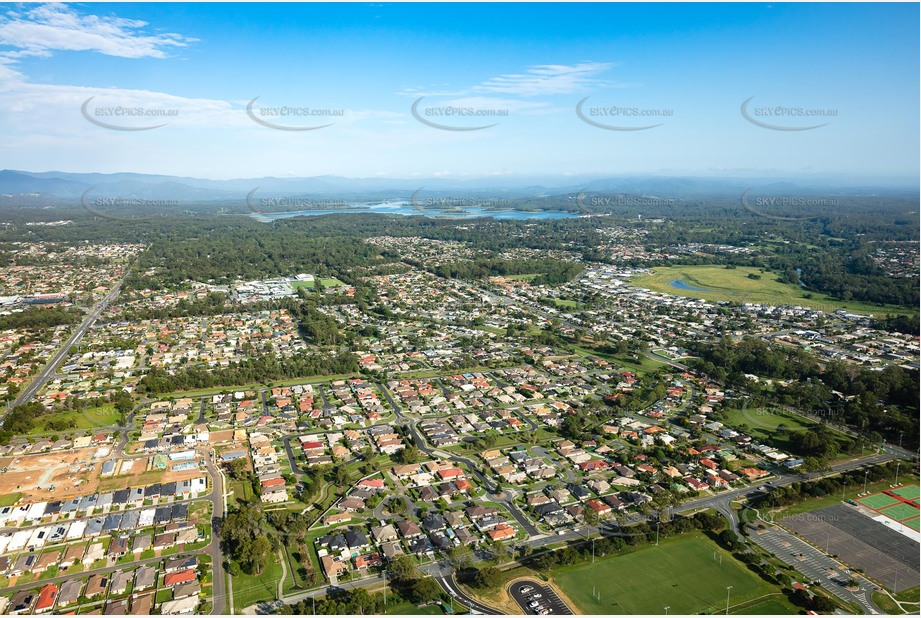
{"left": 0, "top": 169, "right": 916, "bottom": 205}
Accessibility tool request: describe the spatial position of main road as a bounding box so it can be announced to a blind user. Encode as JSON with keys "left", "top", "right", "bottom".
{"left": 6, "top": 273, "right": 129, "bottom": 415}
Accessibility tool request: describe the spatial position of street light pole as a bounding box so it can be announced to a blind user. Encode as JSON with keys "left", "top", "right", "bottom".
{"left": 863, "top": 469, "right": 869, "bottom": 494}
{"left": 725, "top": 586, "right": 732, "bottom": 615}
{"left": 894, "top": 462, "right": 900, "bottom": 486}
{"left": 665, "top": 607, "right": 670, "bottom": 615}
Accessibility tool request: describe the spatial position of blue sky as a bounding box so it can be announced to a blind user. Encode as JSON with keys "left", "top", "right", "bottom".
{"left": 0, "top": 2, "right": 917, "bottom": 182}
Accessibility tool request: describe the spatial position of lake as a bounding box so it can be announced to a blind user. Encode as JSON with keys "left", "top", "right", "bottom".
{"left": 669, "top": 279, "right": 711, "bottom": 292}
{"left": 249, "top": 201, "right": 580, "bottom": 221}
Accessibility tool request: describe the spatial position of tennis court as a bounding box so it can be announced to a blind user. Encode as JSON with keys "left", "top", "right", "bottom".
{"left": 881, "top": 503, "right": 919, "bottom": 523}
{"left": 904, "top": 517, "right": 920, "bottom": 531}
{"left": 857, "top": 493, "right": 900, "bottom": 510}
{"left": 890, "top": 485, "right": 920, "bottom": 501}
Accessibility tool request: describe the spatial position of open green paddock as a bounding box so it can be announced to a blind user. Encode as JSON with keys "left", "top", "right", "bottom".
{"left": 891, "top": 485, "right": 920, "bottom": 500}
{"left": 857, "top": 493, "right": 902, "bottom": 510}
{"left": 720, "top": 406, "right": 854, "bottom": 454}
{"left": 551, "top": 533, "right": 794, "bottom": 615}
{"left": 880, "top": 503, "right": 919, "bottom": 523}
{"left": 721, "top": 407, "right": 816, "bottom": 435}
{"left": 30, "top": 403, "right": 122, "bottom": 434}
{"left": 630, "top": 265, "right": 913, "bottom": 317}
{"left": 231, "top": 559, "right": 285, "bottom": 610}
{"left": 290, "top": 278, "right": 346, "bottom": 289}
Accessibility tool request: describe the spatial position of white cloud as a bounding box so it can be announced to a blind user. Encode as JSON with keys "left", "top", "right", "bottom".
{"left": 401, "top": 61, "right": 622, "bottom": 99}
{"left": 473, "top": 62, "right": 617, "bottom": 97}
{"left": 0, "top": 3, "right": 194, "bottom": 60}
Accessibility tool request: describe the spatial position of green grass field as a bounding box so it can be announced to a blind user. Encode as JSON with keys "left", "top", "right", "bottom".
{"left": 0, "top": 492, "right": 22, "bottom": 507}
{"left": 289, "top": 277, "right": 345, "bottom": 289}
{"left": 386, "top": 599, "right": 446, "bottom": 614}
{"left": 630, "top": 265, "right": 912, "bottom": 317}
{"left": 231, "top": 560, "right": 284, "bottom": 610}
{"left": 571, "top": 345, "right": 667, "bottom": 375}
{"left": 880, "top": 503, "right": 919, "bottom": 522}
{"left": 731, "top": 595, "right": 800, "bottom": 614}
{"left": 552, "top": 534, "right": 785, "bottom": 615}
{"left": 858, "top": 493, "right": 901, "bottom": 510}
{"left": 31, "top": 403, "right": 121, "bottom": 433}
{"left": 721, "top": 407, "right": 815, "bottom": 435}
{"left": 544, "top": 297, "right": 580, "bottom": 309}
{"left": 720, "top": 407, "right": 854, "bottom": 454}
{"left": 891, "top": 485, "right": 920, "bottom": 500}
{"left": 504, "top": 273, "right": 541, "bottom": 282}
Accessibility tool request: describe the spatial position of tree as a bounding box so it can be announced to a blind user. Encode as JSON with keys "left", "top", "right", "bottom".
{"left": 473, "top": 566, "right": 501, "bottom": 589}
{"left": 227, "top": 457, "right": 249, "bottom": 480}
{"left": 389, "top": 555, "right": 421, "bottom": 584}
{"left": 411, "top": 578, "right": 443, "bottom": 603}
{"left": 332, "top": 466, "right": 350, "bottom": 487}
{"left": 397, "top": 445, "right": 421, "bottom": 465}
{"left": 247, "top": 536, "right": 272, "bottom": 575}
{"left": 583, "top": 506, "right": 599, "bottom": 527}
{"left": 448, "top": 544, "right": 473, "bottom": 569}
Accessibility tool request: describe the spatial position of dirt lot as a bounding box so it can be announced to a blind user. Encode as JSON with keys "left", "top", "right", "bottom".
{"left": 209, "top": 429, "right": 235, "bottom": 443}
{"left": 0, "top": 448, "right": 102, "bottom": 502}
{"left": 0, "top": 448, "right": 209, "bottom": 503}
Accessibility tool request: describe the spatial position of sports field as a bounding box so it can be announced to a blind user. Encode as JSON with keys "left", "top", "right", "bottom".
{"left": 858, "top": 493, "right": 901, "bottom": 510}
{"left": 291, "top": 277, "right": 346, "bottom": 289}
{"left": 551, "top": 534, "right": 790, "bottom": 615}
{"left": 630, "top": 265, "right": 909, "bottom": 317}
{"left": 857, "top": 486, "right": 920, "bottom": 526}
{"left": 881, "top": 503, "right": 920, "bottom": 523}
{"left": 891, "top": 485, "right": 921, "bottom": 501}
